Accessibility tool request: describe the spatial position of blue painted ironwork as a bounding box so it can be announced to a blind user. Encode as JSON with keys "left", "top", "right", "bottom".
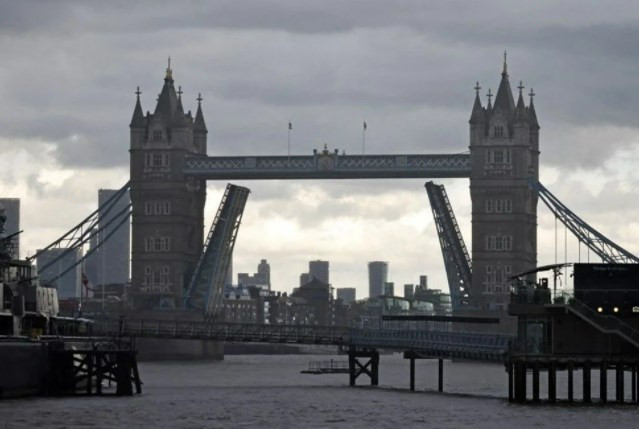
{"left": 425, "top": 181, "right": 471, "bottom": 311}
{"left": 530, "top": 180, "right": 639, "bottom": 264}
{"left": 184, "top": 184, "right": 250, "bottom": 315}
{"left": 184, "top": 150, "right": 471, "bottom": 180}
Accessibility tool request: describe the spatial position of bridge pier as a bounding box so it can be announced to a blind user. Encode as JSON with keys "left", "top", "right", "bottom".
{"left": 348, "top": 349, "right": 379, "bottom": 387}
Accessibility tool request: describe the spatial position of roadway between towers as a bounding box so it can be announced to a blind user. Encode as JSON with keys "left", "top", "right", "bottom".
{"left": 183, "top": 152, "right": 471, "bottom": 180}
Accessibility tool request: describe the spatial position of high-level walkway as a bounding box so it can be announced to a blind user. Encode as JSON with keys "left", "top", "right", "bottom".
{"left": 93, "top": 318, "right": 512, "bottom": 362}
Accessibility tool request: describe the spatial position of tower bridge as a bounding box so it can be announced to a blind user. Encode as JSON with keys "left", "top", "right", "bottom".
{"left": 35, "top": 56, "right": 637, "bottom": 319}
{"left": 125, "top": 55, "right": 539, "bottom": 313}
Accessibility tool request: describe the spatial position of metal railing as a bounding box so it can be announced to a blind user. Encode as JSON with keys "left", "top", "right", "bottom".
{"left": 557, "top": 291, "right": 639, "bottom": 349}
{"left": 91, "top": 317, "right": 512, "bottom": 361}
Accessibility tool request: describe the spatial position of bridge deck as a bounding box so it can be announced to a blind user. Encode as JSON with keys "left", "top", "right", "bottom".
{"left": 183, "top": 153, "right": 471, "bottom": 180}
{"left": 94, "top": 318, "right": 512, "bottom": 362}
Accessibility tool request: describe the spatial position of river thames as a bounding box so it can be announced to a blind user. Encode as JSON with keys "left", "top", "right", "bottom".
{"left": 1, "top": 354, "right": 639, "bottom": 428}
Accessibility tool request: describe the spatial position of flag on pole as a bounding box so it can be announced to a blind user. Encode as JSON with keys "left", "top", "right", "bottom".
{"left": 288, "top": 121, "right": 292, "bottom": 130}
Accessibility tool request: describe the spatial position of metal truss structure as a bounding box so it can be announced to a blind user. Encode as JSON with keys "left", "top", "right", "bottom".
{"left": 183, "top": 184, "right": 250, "bottom": 316}
{"left": 425, "top": 181, "right": 472, "bottom": 311}
{"left": 91, "top": 317, "right": 512, "bottom": 362}
{"left": 184, "top": 151, "right": 471, "bottom": 180}
{"left": 29, "top": 182, "right": 131, "bottom": 284}
{"left": 530, "top": 180, "right": 639, "bottom": 264}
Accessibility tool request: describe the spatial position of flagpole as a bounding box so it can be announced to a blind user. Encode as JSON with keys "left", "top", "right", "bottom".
{"left": 287, "top": 121, "right": 292, "bottom": 166}
{"left": 362, "top": 120, "right": 367, "bottom": 161}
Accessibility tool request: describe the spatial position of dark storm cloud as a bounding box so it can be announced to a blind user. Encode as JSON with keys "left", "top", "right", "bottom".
{"left": 1, "top": 0, "right": 639, "bottom": 172}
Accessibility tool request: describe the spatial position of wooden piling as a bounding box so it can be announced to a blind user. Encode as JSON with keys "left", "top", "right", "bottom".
{"left": 548, "top": 361, "right": 556, "bottom": 403}
{"left": 583, "top": 361, "right": 592, "bottom": 403}
{"left": 567, "top": 361, "right": 574, "bottom": 403}
{"left": 600, "top": 361, "right": 607, "bottom": 403}
{"left": 532, "top": 362, "right": 540, "bottom": 402}
{"left": 409, "top": 357, "right": 415, "bottom": 391}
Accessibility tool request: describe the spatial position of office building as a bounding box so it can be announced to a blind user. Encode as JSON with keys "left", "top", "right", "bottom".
{"left": 384, "top": 282, "right": 395, "bottom": 296}
{"left": 336, "top": 287, "right": 356, "bottom": 305}
{"left": 404, "top": 284, "right": 414, "bottom": 299}
{"left": 368, "top": 261, "right": 388, "bottom": 298}
{"left": 309, "top": 260, "right": 329, "bottom": 285}
{"left": 36, "top": 248, "right": 82, "bottom": 299}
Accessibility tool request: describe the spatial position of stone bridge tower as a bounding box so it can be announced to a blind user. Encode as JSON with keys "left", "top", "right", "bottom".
{"left": 129, "top": 63, "right": 207, "bottom": 310}
{"left": 469, "top": 55, "right": 539, "bottom": 311}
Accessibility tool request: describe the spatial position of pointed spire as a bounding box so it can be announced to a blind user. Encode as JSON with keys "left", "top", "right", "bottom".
{"left": 194, "top": 93, "right": 207, "bottom": 133}
{"left": 154, "top": 62, "right": 179, "bottom": 119}
{"left": 469, "top": 82, "right": 485, "bottom": 124}
{"left": 502, "top": 51, "right": 508, "bottom": 77}
{"left": 493, "top": 52, "right": 515, "bottom": 114}
{"left": 528, "top": 88, "right": 539, "bottom": 128}
{"left": 513, "top": 81, "right": 529, "bottom": 123}
{"left": 130, "top": 86, "right": 145, "bottom": 128}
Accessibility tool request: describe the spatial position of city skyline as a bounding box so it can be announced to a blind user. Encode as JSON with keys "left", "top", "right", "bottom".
{"left": 3, "top": 2, "right": 639, "bottom": 301}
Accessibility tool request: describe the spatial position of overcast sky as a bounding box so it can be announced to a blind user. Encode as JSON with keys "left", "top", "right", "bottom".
{"left": 2, "top": 0, "right": 639, "bottom": 298}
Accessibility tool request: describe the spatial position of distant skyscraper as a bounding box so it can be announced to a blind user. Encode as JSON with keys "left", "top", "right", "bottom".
{"left": 309, "top": 260, "right": 329, "bottom": 284}
{"left": 0, "top": 198, "right": 20, "bottom": 259}
{"left": 257, "top": 259, "right": 271, "bottom": 289}
{"left": 36, "top": 248, "right": 82, "bottom": 299}
{"left": 368, "top": 261, "right": 388, "bottom": 298}
{"left": 237, "top": 259, "right": 271, "bottom": 290}
{"left": 418, "top": 275, "right": 428, "bottom": 290}
{"left": 86, "top": 189, "right": 130, "bottom": 286}
{"left": 336, "top": 287, "right": 356, "bottom": 305}
{"left": 404, "top": 284, "right": 414, "bottom": 299}
{"left": 300, "top": 272, "right": 311, "bottom": 287}
{"left": 384, "top": 282, "right": 395, "bottom": 296}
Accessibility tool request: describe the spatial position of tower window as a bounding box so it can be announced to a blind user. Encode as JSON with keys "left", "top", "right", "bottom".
{"left": 153, "top": 130, "right": 162, "bottom": 142}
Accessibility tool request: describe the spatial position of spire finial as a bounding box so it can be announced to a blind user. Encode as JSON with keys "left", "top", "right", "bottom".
{"left": 517, "top": 81, "right": 524, "bottom": 94}
{"left": 135, "top": 86, "right": 141, "bottom": 100}
{"left": 487, "top": 88, "right": 493, "bottom": 104}
{"left": 502, "top": 51, "right": 508, "bottom": 76}
{"left": 197, "top": 93, "right": 203, "bottom": 106}
{"left": 474, "top": 81, "right": 481, "bottom": 95}
{"left": 165, "top": 56, "right": 173, "bottom": 80}
{"left": 528, "top": 88, "right": 535, "bottom": 102}
{"left": 177, "top": 85, "right": 183, "bottom": 99}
